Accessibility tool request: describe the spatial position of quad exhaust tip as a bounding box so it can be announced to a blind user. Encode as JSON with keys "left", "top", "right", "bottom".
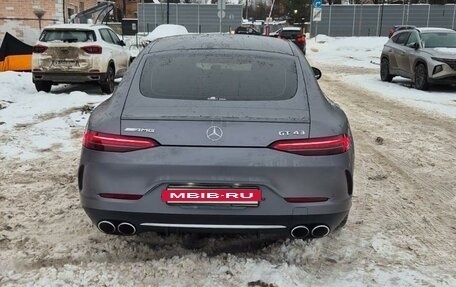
{"left": 97, "top": 221, "right": 116, "bottom": 234}
{"left": 290, "top": 225, "right": 310, "bottom": 239}
{"left": 311, "top": 225, "right": 330, "bottom": 238}
{"left": 118, "top": 222, "right": 137, "bottom": 235}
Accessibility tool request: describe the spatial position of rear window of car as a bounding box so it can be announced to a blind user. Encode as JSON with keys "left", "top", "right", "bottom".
{"left": 139, "top": 51, "right": 298, "bottom": 101}
{"left": 280, "top": 30, "right": 302, "bottom": 39}
{"left": 39, "top": 30, "right": 96, "bottom": 43}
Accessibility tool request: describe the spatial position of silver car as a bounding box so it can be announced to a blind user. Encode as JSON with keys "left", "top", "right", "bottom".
{"left": 381, "top": 27, "right": 456, "bottom": 90}
{"left": 78, "top": 34, "right": 354, "bottom": 239}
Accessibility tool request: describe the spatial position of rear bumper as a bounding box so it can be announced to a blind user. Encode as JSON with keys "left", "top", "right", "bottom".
{"left": 83, "top": 207, "right": 350, "bottom": 236}
{"left": 79, "top": 145, "right": 354, "bottom": 236}
{"left": 33, "top": 72, "right": 106, "bottom": 84}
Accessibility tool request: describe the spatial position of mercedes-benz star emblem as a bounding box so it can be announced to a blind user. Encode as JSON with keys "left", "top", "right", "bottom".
{"left": 206, "top": 126, "right": 223, "bottom": 141}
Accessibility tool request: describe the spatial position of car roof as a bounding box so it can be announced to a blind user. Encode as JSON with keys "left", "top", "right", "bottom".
{"left": 145, "top": 34, "right": 294, "bottom": 55}
{"left": 417, "top": 27, "right": 456, "bottom": 33}
{"left": 43, "top": 24, "right": 110, "bottom": 30}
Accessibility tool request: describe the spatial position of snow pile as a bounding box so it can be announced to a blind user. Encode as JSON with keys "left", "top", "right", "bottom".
{"left": 307, "top": 35, "right": 388, "bottom": 68}
{"left": 0, "top": 72, "right": 108, "bottom": 159}
{"left": 141, "top": 24, "right": 189, "bottom": 46}
{"left": 345, "top": 75, "right": 456, "bottom": 118}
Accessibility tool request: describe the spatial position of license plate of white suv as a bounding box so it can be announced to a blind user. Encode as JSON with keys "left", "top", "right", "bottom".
{"left": 53, "top": 60, "right": 78, "bottom": 66}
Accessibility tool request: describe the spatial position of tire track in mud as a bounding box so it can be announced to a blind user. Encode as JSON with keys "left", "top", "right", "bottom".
{"left": 319, "top": 69, "right": 456, "bottom": 266}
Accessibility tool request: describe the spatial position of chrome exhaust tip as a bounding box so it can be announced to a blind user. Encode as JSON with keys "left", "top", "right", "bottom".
{"left": 290, "top": 225, "right": 310, "bottom": 239}
{"left": 97, "top": 221, "right": 116, "bottom": 234}
{"left": 311, "top": 225, "right": 330, "bottom": 238}
{"left": 118, "top": 222, "right": 137, "bottom": 235}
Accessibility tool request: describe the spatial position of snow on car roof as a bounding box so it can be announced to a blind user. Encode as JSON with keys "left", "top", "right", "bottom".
{"left": 282, "top": 27, "right": 302, "bottom": 31}
{"left": 417, "top": 27, "right": 456, "bottom": 33}
{"left": 43, "top": 24, "right": 110, "bottom": 30}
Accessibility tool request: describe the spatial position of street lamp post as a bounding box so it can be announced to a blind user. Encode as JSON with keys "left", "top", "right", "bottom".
{"left": 33, "top": 7, "right": 46, "bottom": 33}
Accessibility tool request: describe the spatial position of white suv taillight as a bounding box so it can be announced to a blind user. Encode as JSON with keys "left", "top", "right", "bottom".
{"left": 81, "top": 45, "right": 102, "bottom": 54}
{"left": 33, "top": 45, "right": 47, "bottom": 53}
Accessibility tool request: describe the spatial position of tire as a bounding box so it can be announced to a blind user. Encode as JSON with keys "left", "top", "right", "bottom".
{"left": 100, "top": 65, "right": 115, "bottom": 94}
{"left": 34, "top": 81, "right": 52, "bottom": 93}
{"left": 380, "top": 58, "right": 393, "bottom": 82}
{"left": 414, "top": 63, "right": 429, "bottom": 90}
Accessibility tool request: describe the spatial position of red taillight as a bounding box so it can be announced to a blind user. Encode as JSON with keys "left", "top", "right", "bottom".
{"left": 81, "top": 45, "right": 102, "bottom": 54}
{"left": 269, "top": 134, "right": 351, "bottom": 156}
{"left": 296, "top": 35, "right": 305, "bottom": 43}
{"left": 83, "top": 130, "right": 158, "bottom": 152}
{"left": 99, "top": 193, "right": 143, "bottom": 200}
{"left": 284, "top": 197, "right": 329, "bottom": 203}
{"left": 33, "top": 45, "right": 47, "bottom": 53}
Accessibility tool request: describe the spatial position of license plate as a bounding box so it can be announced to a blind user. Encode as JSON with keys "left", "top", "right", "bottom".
{"left": 53, "top": 60, "right": 78, "bottom": 66}
{"left": 162, "top": 188, "right": 262, "bottom": 205}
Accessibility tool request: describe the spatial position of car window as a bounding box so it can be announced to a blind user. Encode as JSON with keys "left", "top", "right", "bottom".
{"left": 139, "top": 51, "right": 298, "bottom": 101}
{"left": 406, "top": 32, "right": 419, "bottom": 46}
{"left": 39, "top": 30, "right": 96, "bottom": 43}
{"left": 421, "top": 32, "right": 456, "bottom": 48}
{"left": 280, "top": 30, "right": 302, "bottom": 39}
{"left": 108, "top": 30, "right": 121, "bottom": 45}
{"left": 395, "top": 32, "right": 411, "bottom": 45}
{"left": 100, "top": 29, "right": 114, "bottom": 44}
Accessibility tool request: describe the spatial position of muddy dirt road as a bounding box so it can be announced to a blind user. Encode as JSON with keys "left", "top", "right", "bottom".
{"left": 0, "top": 67, "right": 455, "bottom": 286}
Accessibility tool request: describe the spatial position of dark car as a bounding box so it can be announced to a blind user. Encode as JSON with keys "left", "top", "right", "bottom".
{"left": 79, "top": 34, "right": 354, "bottom": 239}
{"left": 276, "top": 27, "right": 306, "bottom": 54}
{"left": 388, "top": 25, "right": 416, "bottom": 38}
{"left": 234, "top": 26, "right": 262, "bottom": 35}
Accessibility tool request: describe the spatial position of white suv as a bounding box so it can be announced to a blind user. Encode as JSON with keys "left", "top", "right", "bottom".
{"left": 32, "top": 24, "right": 130, "bottom": 94}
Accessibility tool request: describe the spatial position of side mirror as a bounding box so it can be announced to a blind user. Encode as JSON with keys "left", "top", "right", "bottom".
{"left": 118, "top": 40, "right": 126, "bottom": 47}
{"left": 407, "top": 42, "right": 419, "bottom": 50}
{"left": 312, "top": 67, "right": 322, "bottom": 80}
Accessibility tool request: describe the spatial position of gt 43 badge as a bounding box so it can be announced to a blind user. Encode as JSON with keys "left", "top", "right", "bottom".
{"left": 279, "top": 130, "right": 306, "bottom": 136}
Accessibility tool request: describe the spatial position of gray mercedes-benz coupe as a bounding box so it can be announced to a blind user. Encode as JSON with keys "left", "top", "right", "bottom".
{"left": 78, "top": 34, "right": 354, "bottom": 239}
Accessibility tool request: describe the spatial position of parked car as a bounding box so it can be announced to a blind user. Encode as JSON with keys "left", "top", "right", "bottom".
{"left": 275, "top": 27, "right": 306, "bottom": 54}
{"left": 79, "top": 34, "right": 354, "bottom": 239}
{"left": 234, "top": 26, "right": 262, "bottom": 35}
{"left": 32, "top": 24, "right": 130, "bottom": 94}
{"left": 380, "top": 27, "right": 456, "bottom": 90}
{"left": 388, "top": 25, "right": 416, "bottom": 38}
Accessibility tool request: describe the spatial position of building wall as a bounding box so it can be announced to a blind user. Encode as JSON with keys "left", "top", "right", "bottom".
{"left": 0, "top": 0, "right": 101, "bottom": 45}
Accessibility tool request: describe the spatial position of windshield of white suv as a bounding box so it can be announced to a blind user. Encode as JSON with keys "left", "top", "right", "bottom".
{"left": 39, "top": 30, "right": 96, "bottom": 43}
{"left": 421, "top": 32, "right": 456, "bottom": 48}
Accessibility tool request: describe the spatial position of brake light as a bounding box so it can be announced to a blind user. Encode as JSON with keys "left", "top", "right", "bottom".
{"left": 83, "top": 130, "right": 159, "bottom": 152}
{"left": 296, "top": 35, "right": 305, "bottom": 43}
{"left": 81, "top": 45, "right": 102, "bottom": 54}
{"left": 33, "top": 45, "right": 47, "bottom": 53}
{"left": 269, "top": 134, "right": 351, "bottom": 156}
{"left": 99, "top": 193, "right": 143, "bottom": 200}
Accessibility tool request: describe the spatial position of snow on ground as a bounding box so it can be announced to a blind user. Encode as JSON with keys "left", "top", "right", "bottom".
{"left": 307, "top": 35, "right": 388, "bottom": 68}
{"left": 308, "top": 35, "right": 456, "bottom": 118}
{"left": 0, "top": 72, "right": 108, "bottom": 160}
{"left": 345, "top": 75, "right": 456, "bottom": 118}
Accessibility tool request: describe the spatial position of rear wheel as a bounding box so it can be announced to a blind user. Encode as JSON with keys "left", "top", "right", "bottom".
{"left": 100, "top": 65, "right": 115, "bottom": 94}
{"left": 414, "top": 63, "right": 429, "bottom": 90}
{"left": 380, "top": 58, "right": 393, "bottom": 82}
{"left": 34, "top": 81, "right": 52, "bottom": 93}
